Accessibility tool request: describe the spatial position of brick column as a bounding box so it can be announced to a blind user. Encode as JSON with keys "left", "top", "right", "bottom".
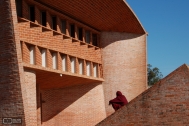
{"left": 46, "top": 11, "right": 52, "bottom": 29}
{"left": 0, "top": 0, "right": 28, "bottom": 125}
{"left": 66, "top": 21, "right": 70, "bottom": 36}
{"left": 24, "top": 70, "right": 37, "bottom": 125}
{"left": 67, "top": 55, "right": 71, "bottom": 72}
{"left": 75, "top": 25, "right": 78, "bottom": 39}
{"left": 57, "top": 17, "right": 61, "bottom": 33}
{"left": 83, "top": 60, "right": 87, "bottom": 75}
{"left": 83, "top": 29, "right": 86, "bottom": 42}
{"left": 22, "top": 0, "right": 29, "bottom": 19}
{"left": 91, "top": 62, "right": 94, "bottom": 77}
{"left": 47, "top": 49, "right": 52, "bottom": 68}
{"left": 90, "top": 32, "right": 92, "bottom": 45}
{"left": 22, "top": 42, "right": 30, "bottom": 64}
{"left": 75, "top": 58, "right": 79, "bottom": 74}
{"left": 35, "top": 6, "right": 41, "bottom": 25}
{"left": 35, "top": 46, "right": 42, "bottom": 66}
{"left": 57, "top": 52, "right": 62, "bottom": 71}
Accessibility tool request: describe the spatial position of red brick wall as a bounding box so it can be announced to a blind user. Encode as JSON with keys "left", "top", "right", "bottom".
{"left": 0, "top": 0, "right": 148, "bottom": 126}
{"left": 97, "top": 64, "right": 189, "bottom": 126}
{"left": 19, "top": 0, "right": 102, "bottom": 63}
{"left": 101, "top": 32, "right": 147, "bottom": 116}
{"left": 24, "top": 69, "right": 37, "bottom": 126}
{"left": 18, "top": 21, "right": 102, "bottom": 64}
{"left": 0, "top": 0, "right": 27, "bottom": 125}
{"left": 18, "top": 0, "right": 103, "bottom": 82}
{"left": 41, "top": 83, "right": 106, "bottom": 126}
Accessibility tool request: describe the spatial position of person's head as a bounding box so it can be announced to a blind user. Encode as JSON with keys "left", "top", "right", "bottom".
{"left": 116, "top": 91, "right": 122, "bottom": 96}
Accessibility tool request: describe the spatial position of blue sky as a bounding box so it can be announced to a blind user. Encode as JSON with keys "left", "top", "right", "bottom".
{"left": 127, "top": 0, "right": 189, "bottom": 77}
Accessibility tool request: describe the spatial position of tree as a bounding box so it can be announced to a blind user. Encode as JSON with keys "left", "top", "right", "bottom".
{"left": 148, "top": 64, "right": 163, "bottom": 86}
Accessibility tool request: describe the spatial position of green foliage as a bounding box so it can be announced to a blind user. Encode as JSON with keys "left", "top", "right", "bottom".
{"left": 148, "top": 64, "right": 163, "bottom": 86}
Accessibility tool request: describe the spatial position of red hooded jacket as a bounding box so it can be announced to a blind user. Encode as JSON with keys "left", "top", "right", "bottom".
{"left": 109, "top": 91, "right": 128, "bottom": 106}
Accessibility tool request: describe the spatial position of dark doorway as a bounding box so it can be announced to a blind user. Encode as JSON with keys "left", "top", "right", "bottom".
{"left": 92, "top": 34, "right": 98, "bottom": 46}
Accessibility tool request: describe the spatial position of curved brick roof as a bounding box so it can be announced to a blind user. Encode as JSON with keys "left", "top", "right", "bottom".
{"left": 35, "top": 0, "right": 146, "bottom": 34}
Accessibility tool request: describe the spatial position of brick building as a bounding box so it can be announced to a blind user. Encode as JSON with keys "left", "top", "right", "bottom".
{"left": 0, "top": 0, "right": 147, "bottom": 125}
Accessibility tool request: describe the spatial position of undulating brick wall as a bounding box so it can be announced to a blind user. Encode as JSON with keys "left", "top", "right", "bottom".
{"left": 40, "top": 83, "right": 106, "bottom": 126}
{"left": 101, "top": 32, "right": 147, "bottom": 116}
{"left": 97, "top": 64, "right": 189, "bottom": 126}
{"left": 0, "top": 0, "right": 27, "bottom": 125}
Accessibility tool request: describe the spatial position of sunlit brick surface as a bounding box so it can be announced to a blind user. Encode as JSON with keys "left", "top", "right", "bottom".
{"left": 101, "top": 32, "right": 147, "bottom": 116}
{"left": 97, "top": 64, "right": 189, "bottom": 126}
{"left": 0, "top": 0, "right": 148, "bottom": 125}
{"left": 24, "top": 70, "right": 37, "bottom": 125}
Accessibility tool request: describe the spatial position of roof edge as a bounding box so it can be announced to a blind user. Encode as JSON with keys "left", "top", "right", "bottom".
{"left": 123, "top": 0, "right": 148, "bottom": 35}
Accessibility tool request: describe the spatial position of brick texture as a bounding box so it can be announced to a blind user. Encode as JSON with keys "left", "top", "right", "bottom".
{"left": 0, "top": 0, "right": 148, "bottom": 125}
{"left": 36, "top": 0, "right": 146, "bottom": 34}
{"left": 41, "top": 83, "right": 106, "bottom": 126}
{"left": 16, "top": 0, "right": 105, "bottom": 90}
{"left": 0, "top": 0, "right": 26, "bottom": 125}
{"left": 101, "top": 32, "right": 147, "bottom": 116}
{"left": 24, "top": 69, "right": 37, "bottom": 126}
{"left": 97, "top": 64, "right": 189, "bottom": 126}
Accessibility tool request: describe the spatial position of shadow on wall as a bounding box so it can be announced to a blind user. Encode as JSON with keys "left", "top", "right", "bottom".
{"left": 40, "top": 83, "right": 101, "bottom": 123}
{"left": 100, "top": 32, "right": 145, "bottom": 48}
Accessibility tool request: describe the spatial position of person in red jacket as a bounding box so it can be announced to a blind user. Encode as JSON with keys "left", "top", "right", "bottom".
{"left": 109, "top": 91, "right": 128, "bottom": 111}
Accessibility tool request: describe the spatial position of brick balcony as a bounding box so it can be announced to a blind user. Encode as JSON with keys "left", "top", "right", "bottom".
{"left": 18, "top": 17, "right": 104, "bottom": 89}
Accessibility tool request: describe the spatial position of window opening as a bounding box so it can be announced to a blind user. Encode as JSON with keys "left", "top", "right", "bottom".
{"left": 92, "top": 34, "right": 98, "bottom": 46}
{"left": 70, "top": 24, "right": 75, "bottom": 38}
{"left": 85, "top": 31, "right": 90, "bottom": 43}
{"left": 78, "top": 28, "right": 83, "bottom": 41}
{"left": 29, "top": 6, "right": 35, "bottom": 22}
{"left": 41, "top": 11, "right": 46, "bottom": 26}
{"left": 61, "top": 20, "right": 66, "bottom": 34}
{"left": 52, "top": 16, "right": 57, "bottom": 30}
{"left": 16, "top": 0, "right": 22, "bottom": 17}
